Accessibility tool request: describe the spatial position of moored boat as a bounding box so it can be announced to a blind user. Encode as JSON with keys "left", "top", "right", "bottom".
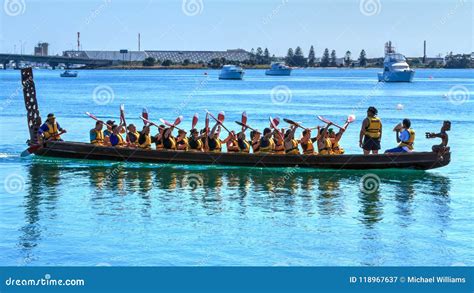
{"left": 378, "top": 41, "right": 414, "bottom": 82}
{"left": 265, "top": 62, "right": 292, "bottom": 76}
{"left": 219, "top": 65, "right": 244, "bottom": 80}
{"left": 60, "top": 70, "right": 78, "bottom": 77}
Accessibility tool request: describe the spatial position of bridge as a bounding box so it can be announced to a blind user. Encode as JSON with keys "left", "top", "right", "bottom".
{"left": 0, "top": 53, "right": 112, "bottom": 69}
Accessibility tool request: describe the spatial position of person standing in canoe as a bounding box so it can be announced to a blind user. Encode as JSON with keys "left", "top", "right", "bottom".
{"left": 188, "top": 129, "right": 203, "bottom": 151}
{"left": 317, "top": 123, "right": 333, "bottom": 155}
{"left": 37, "top": 113, "right": 67, "bottom": 142}
{"left": 385, "top": 119, "right": 415, "bottom": 153}
{"left": 426, "top": 120, "right": 451, "bottom": 153}
{"left": 300, "top": 128, "right": 318, "bottom": 155}
{"left": 284, "top": 125, "right": 300, "bottom": 154}
{"left": 360, "top": 106, "right": 382, "bottom": 155}
{"left": 259, "top": 128, "right": 275, "bottom": 153}
{"left": 126, "top": 124, "right": 140, "bottom": 146}
{"left": 109, "top": 125, "right": 126, "bottom": 147}
{"left": 90, "top": 121, "right": 105, "bottom": 145}
{"left": 138, "top": 125, "right": 152, "bottom": 149}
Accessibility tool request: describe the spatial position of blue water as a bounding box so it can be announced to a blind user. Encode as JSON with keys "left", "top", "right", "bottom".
{"left": 0, "top": 68, "right": 473, "bottom": 266}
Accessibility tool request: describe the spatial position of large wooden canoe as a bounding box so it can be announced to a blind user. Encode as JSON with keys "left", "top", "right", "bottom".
{"left": 32, "top": 141, "right": 451, "bottom": 170}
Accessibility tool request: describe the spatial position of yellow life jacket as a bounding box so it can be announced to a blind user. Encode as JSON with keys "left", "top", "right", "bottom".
{"left": 177, "top": 137, "right": 189, "bottom": 151}
{"left": 90, "top": 129, "right": 104, "bottom": 145}
{"left": 208, "top": 137, "right": 222, "bottom": 152}
{"left": 188, "top": 137, "right": 203, "bottom": 151}
{"left": 238, "top": 139, "right": 250, "bottom": 153}
{"left": 273, "top": 140, "right": 285, "bottom": 154}
{"left": 319, "top": 138, "right": 333, "bottom": 155}
{"left": 227, "top": 139, "right": 240, "bottom": 152}
{"left": 128, "top": 131, "right": 140, "bottom": 145}
{"left": 365, "top": 117, "right": 382, "bottom": 139}
{"left": 301, "top": 139, "right": 315, "bottom": 155}
{"left": 164, "top": 136, "right": 177, "bottom": 150}
{"left": 398, "top": 128, "right": 415, "bottom": 150}
{"left": 44, "top": 122, "right": 61, "bottom": 140}
{"left": 331, "top": 140, "right": 345, "bottom": 155}
{"left": 155, "top": 136, "right": 164, "bottom": 150}
{"left": 259, "top": 138, "right": 274, "bottom": 153}
{"left": 139, "top": 134, "right": 152, "bottom": 149}
{"left": 285, "top": 139, "right": 300, "bottom": 154}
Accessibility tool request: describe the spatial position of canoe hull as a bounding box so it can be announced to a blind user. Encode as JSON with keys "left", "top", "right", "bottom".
{"left": 33, "top": 141, "right": 451, "bottom": 170}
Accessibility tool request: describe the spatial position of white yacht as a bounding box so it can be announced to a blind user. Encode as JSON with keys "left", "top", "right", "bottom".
{"left": 265, "top": 62, "right": 292, "bottom": 76}
{"left": 378, "top": 42, "right": 415, "bottom": 82}
{"left": 219, "top": 65, "right": 244, "bottom": 80}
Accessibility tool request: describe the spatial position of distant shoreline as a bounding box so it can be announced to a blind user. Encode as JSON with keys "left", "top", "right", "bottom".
{"left": 82, "top": 65, "right": 470, "bottom": 70}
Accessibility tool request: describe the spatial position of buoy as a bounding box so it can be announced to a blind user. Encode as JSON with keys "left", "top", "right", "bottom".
{"left": 396, "top": 104, "right": 404, "bottom": 110}
{"left": 204, "top": 72, "right": 208, "bottom": 75}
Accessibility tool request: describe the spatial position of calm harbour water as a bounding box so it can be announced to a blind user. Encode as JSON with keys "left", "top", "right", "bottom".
{"left": 0, "top": 68, "right": 473, "bottom": 266}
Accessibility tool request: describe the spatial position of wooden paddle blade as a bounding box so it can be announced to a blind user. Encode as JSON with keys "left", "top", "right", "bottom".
{"left": 21, "top": 144, "right": 41, "bottom": 157}
{"left": 284, "top": 118, "right": 297, "bottom": 125}
{"left": 242, "top": 111, "right": 247, "bottom": 125}
{"left": 192, "top": 113, "right": 199, "bottom": 129}
{"left": 174, "top": 116, "right": 183, "bottom": 126}
{"left": 217, "top": 111, "right": 225, "bottom": 123}
{"left": 317, "top": 115, "right": 332, "bottom": 124}
{"left": 273, "top": 117, "right": 280, "bottom": 127}
{"left": 347, "top": 114, "right": 356, "bottom": 123}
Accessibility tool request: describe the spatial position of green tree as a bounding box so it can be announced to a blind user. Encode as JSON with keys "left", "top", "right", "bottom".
{"left": 285, "top": 48, "right": 295, "bottom": 66}
{"left": 321, "top": 48, "right": 330, "bottom": 67}
{"left": 256, "top": 47, "right": 263, "bottom": 64}
{"left": 161, "top": 59, "right": 173, "bottom": 66}
{"left": 330, "top": 50, "right": 337, "bottom": 67}
{"left": 182, "top": 59, "right": 190, "bottom": 66}
{"left": 344, "top": 51, "right": 352, "bottom": 67}
{"left": 358, "top": 49, "right": 367, "bottom": 67}
{"left": 263, "top": 48, "right": 270, "bottom": 64}
{"left": 143, "top": 57, "right": 156, "bottom": 66}
{"left": 308, "top": 45, "right": 316, "bottom": 67}
{"left": 293, "top": 46, "right": 306, "bottom": 67}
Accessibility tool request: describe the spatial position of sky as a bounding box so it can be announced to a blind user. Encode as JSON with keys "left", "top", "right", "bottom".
{"left": 1, "top": 0, "right": 472, "bottom": 58}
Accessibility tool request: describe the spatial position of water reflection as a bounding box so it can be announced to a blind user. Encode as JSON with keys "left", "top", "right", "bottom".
{"left": 20, "top": 160, "right": 452, "bottom": 263}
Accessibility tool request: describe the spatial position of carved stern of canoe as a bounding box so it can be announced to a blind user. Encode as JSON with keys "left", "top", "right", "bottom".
{"left": 21, "top": 68, "right": 42, "bottom": 146}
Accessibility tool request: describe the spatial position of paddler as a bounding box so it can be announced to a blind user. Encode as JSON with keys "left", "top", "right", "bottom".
{"left": 259, "top": 128, "right": 275, "bottom": 153}
{"left": 126, "top": 124, "right": 140, "bottom": 146}
{"left": 272, "top": 129, "right": 285, "bottom": 154}
{"left": 103, "top": 120, "right": 115, "bottom": 144}
{"left": 250, "top": 129, "right": 261, "bottom": 153}
{"left": 153, "top": 125, "right": 165, "bottom": 150}
{"left": 360, "top": 106, "right": 382, "bottom": 155}
{"left": 37, "top": 113, "right": 67, "bottom": 142}
{"left": 426, "top": 120, "right": 451, "bottom": 153}
{"left": 237, "top": 127, "right": 251, "bottom": 153}
{"left": 138, "top": 125, "right": 152, "bottom": 149}
{"left": 109, "top": 125, "right": 126, "bottom": 147}
{"left": 176, "top": 129, "right": 189, "bottom": 151}
{"left": 225, "top": 131, "right": 240, "bottom": 152}
{"left": 207, "top": 123, "right": 222, "bottom": 152}
{"left": 188, "top": 128, "right": 203, "bottom": 151}
{"left": 162, "top": 126, "right": 177, "bottom": 150}
{"left": 284, "top": 125, "right": 299, "bottom": 154}
{"left": 90, "top": 120, "right": 104, "bottom": 145}
{"left": 300, "top": 128, "right": 318, "bottom": 155}
{"left": 317, "top": 123, "right": 333, "bottom": 155}
{"left": 329, "top": 123, "right": 348, "bottom": 155}
{"left": 384, "top": 118, "right": 415, "bottom": 153}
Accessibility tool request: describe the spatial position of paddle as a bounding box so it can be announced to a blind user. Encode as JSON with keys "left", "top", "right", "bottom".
{"left": 269, "top": 117, "right": 284, "bottom": 140}
{"left": 204, "top": 113, "right": 209, "bottom": 150}
{"left": 283, "top": 118, "right": 305, "bottom": 129}
{"left": 142, "top": 108, "right": 149, "bottom": 125}
{"left": 192, "top": 113, "right": 199, "bottom": 129}
{"left": 317, "top": 115, "right": 344, "bottom": 130}
{"left": 85, "top": 112, "right": 105, "bottom": 124}
{"left": 120, "top": 104, "right": 129, "bottom": 142}
{"left": 242, "top": 111, "right": 247, "bottom": 125}
{"left": 159, "top": 116, "right": 184, "bottom": 132}
{"left": 140, "top": 116, "right": 164, "bottom": 129}
{"left": 21, "top": 130, "right": 66, "bottom": 157}
{"left": 205, "top": 110, "right": 231, "bottom": 133}
{"left": 235, "top": 121, "right": 256, "bottom": 131}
